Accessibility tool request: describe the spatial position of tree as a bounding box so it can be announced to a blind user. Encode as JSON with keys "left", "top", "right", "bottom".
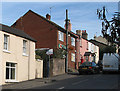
{"left": 35, "top": 48, "right": 66, "bottom": 60}
{"left": 97, "top": 6, "right": 120, "bottom": 54}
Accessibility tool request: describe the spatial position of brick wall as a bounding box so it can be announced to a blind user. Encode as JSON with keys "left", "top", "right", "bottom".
{"left": 50, "top": 58, "right": 65, "bottom": 76}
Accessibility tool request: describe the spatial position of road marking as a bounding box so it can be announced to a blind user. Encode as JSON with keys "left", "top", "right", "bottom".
{"left": 58, "top": 86, "right": 64, "bottom": 89}
{"left": 72, "top": 79, "right": 89, "bottom": 85}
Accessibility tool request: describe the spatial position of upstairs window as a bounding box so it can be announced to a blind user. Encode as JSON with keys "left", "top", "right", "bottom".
{"left": 23, "top": 40, "right": 27, "bottom": 55}
{"left": 71, "top": 37, "right": 75, "bottom": 46}
{"left": 58, "top": 31, "right": 64, "bottom": 42}
{"left": 80, "top": 39, "right": 82, "bottom": 47}
{"left": 86, "top": 42, "right": 88, "bottom": 50}
{"left": 4, "top": 34, "right": 9, "bottom": 50}
{"left": 71, "top": 53, "right": 75, "bottom": 62}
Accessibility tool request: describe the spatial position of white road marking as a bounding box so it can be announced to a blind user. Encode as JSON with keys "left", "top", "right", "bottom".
{"left": 58, "top": 86, "right": 64, "bottom": 89}
{"left": 72, "top": 79, "right": 89, "bottom": 85}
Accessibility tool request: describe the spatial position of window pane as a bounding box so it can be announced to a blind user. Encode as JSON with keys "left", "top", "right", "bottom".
{"left": 4, "top": 35, "right": 9, "bottom": 50}
{"left": 6, "top": 62, "right": 9, "bottom": 66}
{"left": 71, "top": 37, "right": 75, "bottom": 46}
{"left": 4, "top": 35, "right": 8, "bottom": 43}
{"left": 23, "top": 40, "right": 27, "bottom": 54}
{"left": 6, "top": 63, "right": 16, "bottom": 80}
{"left": 4, "top": 43, "right": 7, "bottom": 50}
{"left": 59, "top": 31, "right": 64, "bottom": 41}
{"left": 71, "top": 53, "right": 75, "bottom": 62}
{"left": 6, "top": 68, "right": 9, "bottom": 79}
{"left": 11, "top": 63, "right": 15, "bottom": 67}
{"left": 11, "top": 68, "right": 15, "bottom": 79}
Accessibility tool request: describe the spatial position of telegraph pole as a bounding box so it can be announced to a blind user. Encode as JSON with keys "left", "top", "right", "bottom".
{"left": 65, "top": 9, "right": 69, "bottom": 73}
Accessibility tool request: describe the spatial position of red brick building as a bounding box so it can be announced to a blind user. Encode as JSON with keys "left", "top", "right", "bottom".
{"left": 11, "top": 10, "right": 80, "bottom": 70}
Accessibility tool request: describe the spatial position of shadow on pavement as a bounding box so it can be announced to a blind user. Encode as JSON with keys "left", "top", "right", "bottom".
{"left": 67, "top": 72, "right": 79, "bottom": 75}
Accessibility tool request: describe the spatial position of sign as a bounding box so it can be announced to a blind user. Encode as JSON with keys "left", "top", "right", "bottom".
{"left": 46, "top": 49, "right": 53, "bottom": 55}
{"left": 58, "top": 44, "right": 66, "bottom": 49}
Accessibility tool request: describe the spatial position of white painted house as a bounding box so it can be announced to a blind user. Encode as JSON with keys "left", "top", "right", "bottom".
{"left": 0, "top": 24, "right": 37, "bottom": 85}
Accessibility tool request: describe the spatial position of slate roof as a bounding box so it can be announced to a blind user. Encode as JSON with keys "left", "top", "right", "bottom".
{"left": 89, "top": 39, "right": 108, "bottom": 47}
{"left": 0, "top": 24, "right": 37, "bottom": 42}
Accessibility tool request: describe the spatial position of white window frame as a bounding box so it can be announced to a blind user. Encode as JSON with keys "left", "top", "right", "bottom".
{"left": 6, "top": 62, "right": 16, "bottom": 82}
{"left": 71, "top": 37, "right": 75, "bottom": 46}
{"left": 23, "top": 40, "right": 27, "bottom": 55}
{"left": 58, "top": 31, "right": 64, "bottom": 42}
{"left": 80, "top": 39, "right": 82, "bottom": 47}
{"left": 4, "top": 34, "right": 9, "bottom": 51}
{"left": 71, "top": 53, "right": 75, "bottom": 62}
{"left": 87, "top": 42, "right": 88, "bottom": 50}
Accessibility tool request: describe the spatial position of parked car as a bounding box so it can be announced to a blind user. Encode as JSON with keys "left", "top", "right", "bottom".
{"left": 78, "top": 62, "right": 100, "bottom": 75}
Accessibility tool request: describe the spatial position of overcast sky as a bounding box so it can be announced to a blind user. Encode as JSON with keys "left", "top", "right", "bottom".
{"left": 1, "top": 2, "right": 118, "bottom": 39}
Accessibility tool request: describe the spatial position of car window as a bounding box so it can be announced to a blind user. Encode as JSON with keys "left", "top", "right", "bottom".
{"left": 81, "top": 62, "right": 92, "bottom": 66}
{"left": 92, "top": 62, "right": 96, "bottom": 66}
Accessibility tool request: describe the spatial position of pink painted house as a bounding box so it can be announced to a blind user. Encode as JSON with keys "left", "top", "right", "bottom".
{"left": 76, "top": 30, "right": 91, "bottom": 66}
{"left": 76, "top": 30, "right": 99, "bottom": 66}
{"left": 80, "top": 38, "right": 89, "bottom": 63}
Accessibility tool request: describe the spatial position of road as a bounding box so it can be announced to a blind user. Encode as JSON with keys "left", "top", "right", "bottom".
{"left": 31, "top": 73, "right": 120, "bottom": 89}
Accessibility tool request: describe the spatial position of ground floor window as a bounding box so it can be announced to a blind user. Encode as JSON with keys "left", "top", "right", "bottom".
{"left": 85, "top": 56, "right": 89, "bottom": 61}
{"left": 6, "top": 62, "right": 16, "bottom": 80}
{"left": 71, "top": 53, "right": 75, "bottom": 62}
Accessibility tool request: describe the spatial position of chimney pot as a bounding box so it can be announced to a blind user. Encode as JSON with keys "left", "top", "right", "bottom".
{"left": 46, "top": 14, "right": 51, "bottom": 20}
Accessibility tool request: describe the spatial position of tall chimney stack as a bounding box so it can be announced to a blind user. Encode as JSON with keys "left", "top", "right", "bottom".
{"left": 82, "top": 30, "right": 88, "bottom": 39}
{"left": 46, "top": 14, "right": 51, "bottom": 20}
{"left": 76, "top": 30, "right": 82, "bottom": 37}
{"left": 65, "top": 20, "right": 72, "bottom": 31}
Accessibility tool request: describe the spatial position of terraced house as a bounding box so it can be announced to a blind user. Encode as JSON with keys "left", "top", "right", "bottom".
{"left": 76, "top": 30, "right": 99, "bottom": 65}
{"left": 0, "top": 24, "right": 36, "bottom": 85}
{"left": 11, "top": 10, "right": 80, "bottom": 72}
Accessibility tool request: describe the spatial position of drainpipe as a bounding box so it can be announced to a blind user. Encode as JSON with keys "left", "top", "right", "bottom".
{"left": 28, "top": 40, "right": 31, "bottom": 80}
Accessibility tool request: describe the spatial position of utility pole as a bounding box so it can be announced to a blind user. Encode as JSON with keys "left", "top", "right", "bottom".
{"left": 65, "top": 9, "right": 69, "bottom": 73}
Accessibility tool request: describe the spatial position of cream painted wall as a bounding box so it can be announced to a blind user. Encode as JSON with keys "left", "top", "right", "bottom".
{"left": 0, "top": 31, "right": 36, "bottom": 85}
{"left": 0, "top": 31, "right": 3, "bottom": 86}
{"left": 35, "top": 60, "right": 43, "bottom": 78}
{"left": 88, "top": 42, "right": 99, "bottom": 63}
{"left": 95, "top": 46, "right": 99, "bottom": 63}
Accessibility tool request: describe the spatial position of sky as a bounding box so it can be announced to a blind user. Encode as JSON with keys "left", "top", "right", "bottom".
{"left": 1, "top": 1, "right": 119, "bottom": 40}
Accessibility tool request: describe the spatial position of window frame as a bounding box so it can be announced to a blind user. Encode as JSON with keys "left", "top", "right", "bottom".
{"left": 71, "top": 37, "right": 75, "bottom": 46}
{"left": 6, "top": 62, "right": 16, "bottom": 81}
{"left": 4, "top": 34, "right": 9, "bottom": 51}
{"left": 86, "top": 42, "right": 89, "bottom": 50}
{"left": 71, "top": 53, "right": 75, "bottom": 62}
{"left": 23, "top": 40, "right": 27, "bottom": 55}
{"left": 58, "top": 31, "right": 64, "bottom": 42}
{"left": 80, "top": 39, "right": 82, "bottom": 47}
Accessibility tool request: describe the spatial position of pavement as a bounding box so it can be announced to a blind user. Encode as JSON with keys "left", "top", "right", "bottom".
{"left": 2, "top": 72, "right": 78, "bottom": 89}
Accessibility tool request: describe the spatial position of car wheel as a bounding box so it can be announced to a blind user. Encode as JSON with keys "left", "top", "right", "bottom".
{"left": 97, "top": 69, "right": 100, "bottom": 74}
{"left": 102, "top": 71, "right": 106, "bottom": 74}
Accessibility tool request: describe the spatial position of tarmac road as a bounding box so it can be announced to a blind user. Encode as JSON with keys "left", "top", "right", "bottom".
{"left": 32, "top": 73, "right": 120, "bottom": 89}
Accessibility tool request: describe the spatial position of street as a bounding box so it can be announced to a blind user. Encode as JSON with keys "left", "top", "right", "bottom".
{"left": 31, "top": 73, "right": 120, "bottom": 89}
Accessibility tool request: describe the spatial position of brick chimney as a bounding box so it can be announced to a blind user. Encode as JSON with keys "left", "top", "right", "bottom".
{"left": 76, "top": 30, "right": 82, "bottom": 37}
{"left": 46, "top": 14, "right": 51, "bottom": 20}
{"left": 65, "top": 20, "right": 72, "bottom": 31}
{"left": 82, "top": 30, "right": 88, "bottom": 39}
